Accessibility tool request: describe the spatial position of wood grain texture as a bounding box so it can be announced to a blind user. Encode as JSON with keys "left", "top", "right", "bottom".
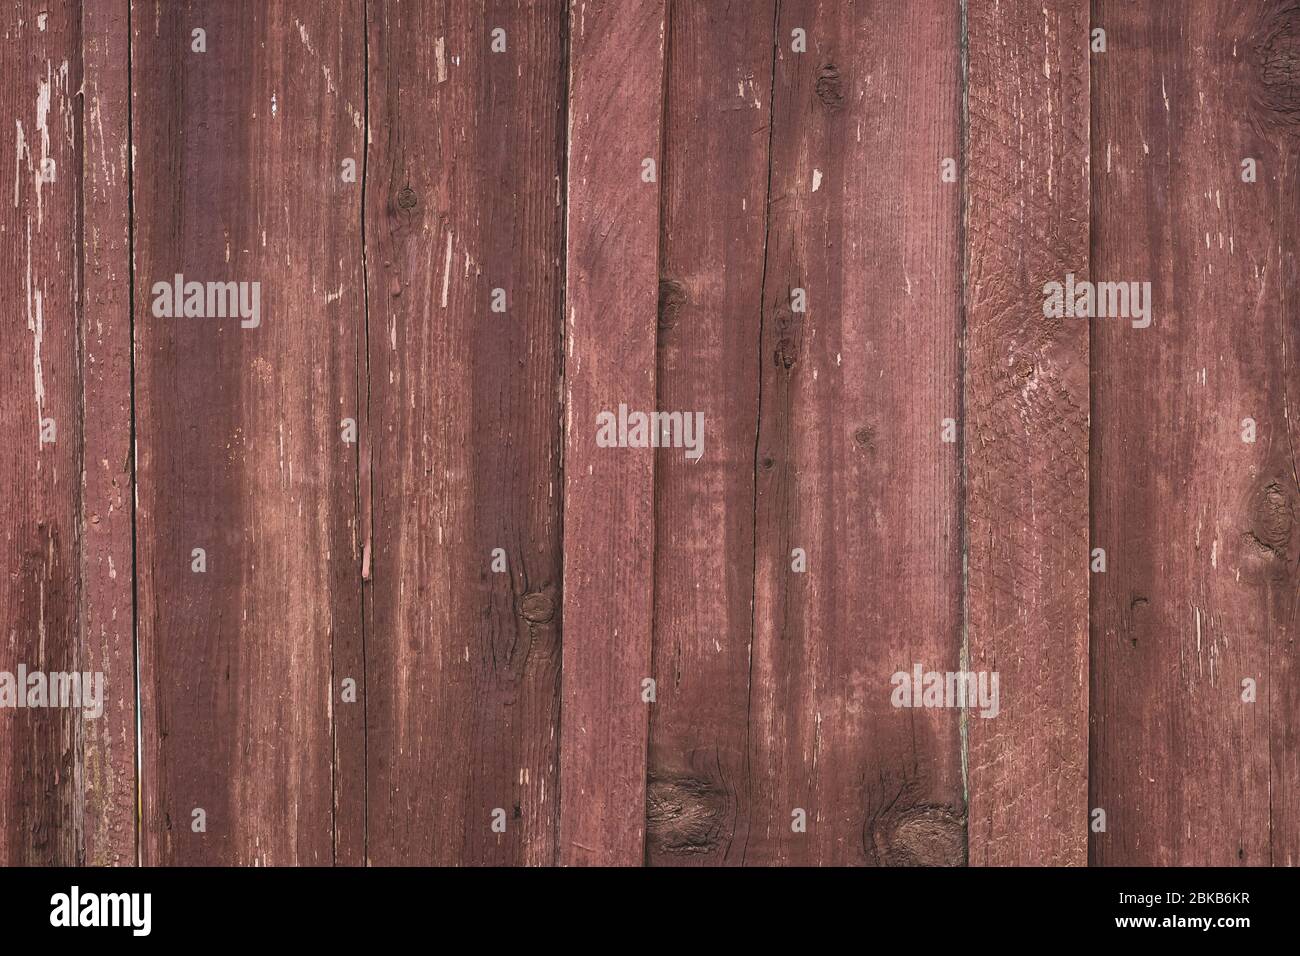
{"left": 80, "top": 0, "right": 136, "bottom": 867}
{"left": 644, "top": 0, "right": 773, "bottom": 867}
{"left": 0, "top": 0, "right": 82, "bottom": 866}
{"left": 964, "top": 0, "right": 1091, "bottom": 866}
{"left": 747, "top": 0, "right": 965, "bottom": 865}
{"left": 5, "top": 1, "right": 1300, "bottom": 869}
{"left": 132, "top": 0, "right": 365, "bottom": 865}
{"left": 364, "top": 0, "right": 567, "bottom": 866}
{"left": 1090, "top": 0, "right": 1300, "bottom": 865}
{"left": 560, "top": 0, "right": 665, "bottom": 866}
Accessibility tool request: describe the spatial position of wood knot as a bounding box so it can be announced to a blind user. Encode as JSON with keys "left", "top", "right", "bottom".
{"left": 869, "top": 804, "right": 965, "bottom": 866}
{"left": 396, "top": 186, "right": 418, "bottom": 210}
{"left": 1253, "top": 5, "right": 1300, "bottom": 134}
{"left": 646, "top": 773, "right": 726, "bottom": 856}
{"left": 519, "top": 590, "right": 556, "bottom": 624}
{"left": 773, "top": 301, "right": 801, "bottom": 370}
{"left": 1010, "top": 361, "right": 1036, "bottom": 389}
{"left": 658, "top": 278, "right": 687, "bottom": 331}
{"left": 853, "top": 424, "right": 876, "bottom": 451}
{"left": 815, "top": 63, "right": 844, "bottom": 110}
{"left": 1244, "top": 479, "right": 1295, "bottom": 563}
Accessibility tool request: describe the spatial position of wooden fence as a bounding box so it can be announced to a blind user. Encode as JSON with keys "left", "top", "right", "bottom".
{"left": 1, "top": 0, "right": 1296, "bottom": 866}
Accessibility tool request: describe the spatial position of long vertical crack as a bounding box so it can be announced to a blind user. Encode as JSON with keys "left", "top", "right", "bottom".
{"left": 552, "top": 0, "right": 573, "bottom": 869}
{"left": 642, "top": 0, "right": 674, "bottom": 868}
{"left": 127, "top": 0, "right": 143, "bottom": 869}
{"left": 741, "top": 0, "right": 782, "bottom": 867}
{"left": 957, "top": 0, "right": 971, "bottom": 847}
{"left": 355, "top": 0, "right": 373, "bottom": 866}
{"left": 72, "top": 1, "right": 88, "bottom": 869}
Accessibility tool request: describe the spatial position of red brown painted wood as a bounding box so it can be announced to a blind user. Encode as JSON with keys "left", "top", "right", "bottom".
{"left": 4, "top": 0, "right": 1298, "bottom": 869}
{"left": 364, "top": 0, "right": 567, "bottom": 865}
{"left": 132, "top": 1, "right": 365, "bottom": 864}
{"left": 0, "top": 0, "right": 82, "bottom": 866}
{"left": 747, "top": 0, "right": 965, "bottom": 865}
{"left": 560, "top": 0, "right": 665, "bottom": 866}
{"left": 1090, "top": 0, "right": 1300, "bottom": 865}
{"left": 644, "top": 0, "right": 774, "bottom": 867}
{"left": 80, "top": 0, "right": 136, "bottom": 867}
{"left": 964, "top": 0, "right": 1091, "bottom": 866}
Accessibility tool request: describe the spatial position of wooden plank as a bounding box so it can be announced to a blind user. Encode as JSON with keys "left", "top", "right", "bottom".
{"left": 747, "top": 0, "right": 965, "bottom": 865}
{"left": 132, "top": 1, "right": 366, "bottom": 865}
{"left": 560, "top": 0, "right": 665, "bottom": 866}
{"left": 644, "top": 0, "right": 773, "bottom": 866}
{"left": 330, "top": 2, "right": 368, "bottom": 870}
{"left": 80, "top": 0, "right": 137, "bottom": 867}
{"left": 0, "top": 0, "right": 82, "bottom": 866}
{"left": 1090, "top": 0, "right": 1298, "bottom": 865}
{"left": 964, "top": 0, "right": 1090, "bottom": 865}
{"left": 364, "top": 0, "right": 567, "bottom": 865}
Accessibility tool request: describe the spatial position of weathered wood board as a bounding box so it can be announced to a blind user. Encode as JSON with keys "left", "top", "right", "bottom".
{"left": 560, "top": 0, "right": 665, "bottom": 867}
{"left": 748, "top": 0, "right": 966, "bottom": 865}
{"left": 0, "top": 0, "right": 83, "bottom": 866}
{"left": 1090, "top": 0, "right": 1300, "bottom": 866}
{"left": 644, "top": 0, "right": 773, "bottom": 867}
{"left": 132, "top": 1, "right": 365, "bottom": 865}
{"left": 0, "top": 0, "right": 1293, "bottom": 869}
{"left": 364, "top": 0, "right": 566, "bottom": 866}
{"left": 964, "top": 0, "right": 1091, "bottom": 866}
{"left": 80, "top": 0, "right": 136, "bottom": 867}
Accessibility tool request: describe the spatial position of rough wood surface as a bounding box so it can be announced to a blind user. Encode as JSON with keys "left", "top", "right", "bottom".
{"left": 79, "top": 0, "right": 136, "bottom": 867}
{"left": 0, "top": 0, "right": 82, "bottom": 866}
{"left": 132, "top": 1, "right": 365, "bottom": 865}
{"left": 747, "top": 0, "right": 965, "bottom": 866}
{"left": 4, "top": 0, "right": 1298, "bottom": 869}
{"left": 644, "top": 0, "right": 773, "bottom": 868}
{"left": 1090, "top": 0, "right": 1300, "bottom": 866}
{"left": 363, "top": 0, "right": 567, "bottom": 866}
{"left": 964, "top": 0, "right": 1091, "bottom": 866}
{"left": 560, "top": 0, "right": 665, "bottom": 866}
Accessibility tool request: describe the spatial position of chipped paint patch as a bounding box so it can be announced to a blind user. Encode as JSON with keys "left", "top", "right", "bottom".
{"left": 35, "top": 73, "right": 51, "bottom": 228}
{"left": 440, "top": 232, "right": 453, "bottom": 308}
{"left": 293, "top": 18, "right": 316, "bottom": 56}
{"left": 14, "top": 120, "right": 26, "bottom": 208}
{"left": 25, "top": 218, "right": 45, "bottom": 433}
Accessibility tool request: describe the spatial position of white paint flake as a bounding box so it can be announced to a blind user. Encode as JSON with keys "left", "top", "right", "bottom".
{"left": 441, "top": 231, "right": 453, "bottom": 308}
{"left": 26, "top": 218, "right": 45, "bottom": 431}
{"left": 14, "top": 120, "right": 26, "bottom": 208}
{"left": 35, "top": 73, "right": 52, "bottom": 228}
{"left": 294, "top": 18, "right": 316, "bottom": 56}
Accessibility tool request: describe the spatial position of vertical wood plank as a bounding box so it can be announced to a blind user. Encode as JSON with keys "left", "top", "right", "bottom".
{"left": 964, "top": 0, "right": 1091, "bottom": 865}
{"left": 644, "top": 0, "right": 773, "bottom": 866}
{"left": 1090, "top": 0, "right": 1298, "bottom": 865}
{"left": 80, "top": 0, "right": 137, "bottom": 867}
{"left": 133, "top": 1, "right": 365, "bottom": 865}
{"left": 364, "top": 0, "right": 567, "bottom": 865}
{"left": 0, "top": 0, "right": 82, "bottom": 866}
{"left": 560, "top": 0, "right": 665, "bottom": 866}
{"left": 747, "top": 0, "right": 965, "bottom": 865}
